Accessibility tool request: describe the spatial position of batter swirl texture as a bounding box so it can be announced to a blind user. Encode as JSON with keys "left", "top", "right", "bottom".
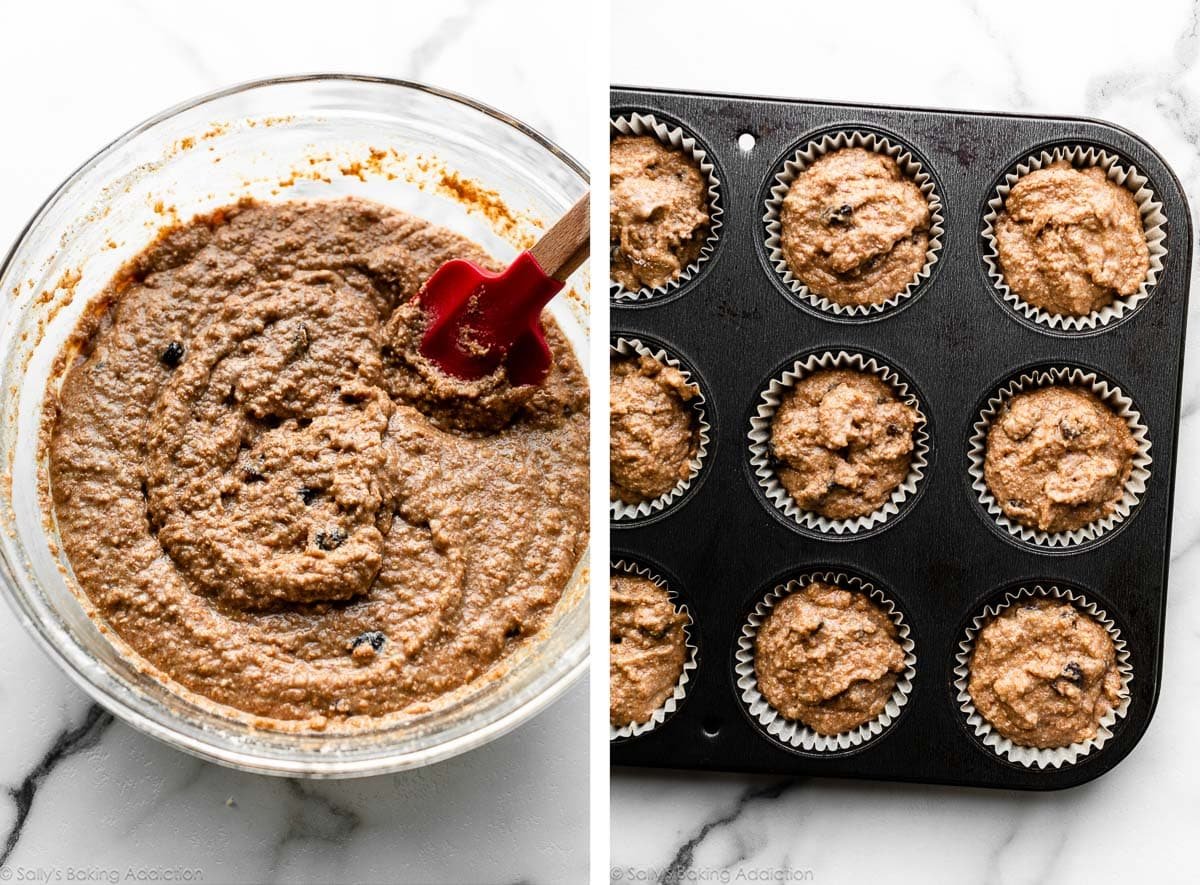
{"left": 47, "top": 198, "right": 589, "bottom": 728}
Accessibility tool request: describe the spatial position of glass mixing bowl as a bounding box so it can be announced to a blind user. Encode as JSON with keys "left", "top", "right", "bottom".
{"left": 0, "top": 75, "right": 590, "bottom": 777}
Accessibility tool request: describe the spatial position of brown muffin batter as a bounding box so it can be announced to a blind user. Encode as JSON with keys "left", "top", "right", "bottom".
{"left": 770, "top": 369, "right": 918, "bottom": 520}
{"left": 755, "top": 581, "right": 905, "bottom": 735}
{"left": 984, "top": 386, "right": 1136, "bottom": 534}
{"left": 610, "top": 134, "right": 710, "bottom": 292}
{"left": 995, "top": 162, "right": 1149, "bottom": 317}
{"left": 610, "top": 352, "right": 700, "bottom": 505}
{"left": 45, "top": 198, "right": 590, "bottom": 729}
{"left": 610, "top": 573, "right": 688, "bottom": 727}
{"left": 968, "top": 598, "right": 1122, "bottom": 748}
{"left": 779, "top": 147, "right": 931, "bottom": 306}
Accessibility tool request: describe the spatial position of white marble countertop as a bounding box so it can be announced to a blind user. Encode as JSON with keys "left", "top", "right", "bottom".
{"left": 0, "top": 2, "right": 588, "bottom": 883}
{"left": 611, "top": 0, "right": 1200, "bottom": 882}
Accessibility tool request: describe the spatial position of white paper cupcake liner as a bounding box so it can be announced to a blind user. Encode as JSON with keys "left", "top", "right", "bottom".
{"left": 968, "top": 366, "right": 1152, "bottom": 548}
{"left": 981, "top": 145, "right": 1167, "bottom": 332}
{"left": 954, "top": 584, "right": 1133, "bottom": 769}
{"left": 610, "top": 112, "right": 723, "bottom": 302}
{"left": 762, "top": 130, "right": 944, "bottom": 317}
{"left": 609, "top": 559, "right": 699, "bottom": 740}
{"left": 610, "top": 337, "right": 711, "bottom": 522}
{"left": 734, "top": 570, "right": 916, "bottom": 752}
{"left": 748, "top": 351, "right": 929, "bottom": 535}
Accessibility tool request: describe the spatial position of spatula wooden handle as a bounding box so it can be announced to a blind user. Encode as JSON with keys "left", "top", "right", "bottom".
{"left": 528, "top": 192, "right": 590, "bottom": 283}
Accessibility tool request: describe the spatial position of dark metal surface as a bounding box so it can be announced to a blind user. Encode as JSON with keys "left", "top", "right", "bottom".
{"left": 609, "top": 86, "right": 1192, "bottom": 790}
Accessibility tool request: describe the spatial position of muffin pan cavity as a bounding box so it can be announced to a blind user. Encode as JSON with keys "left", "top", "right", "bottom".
{"left": 747, "top": 348, "right": 932, "bottom": 539}
{"left": 734, "top": 567, "right": 916, "bottom": 754}
{"left": 609, "top": 110, "right": 724, "bottom": 304}
{"left": 609, "top": 558, "right": 700, "bottom": 741}
{"left": 610, "top": 86, "right": 1190, "bottom": 790}
{"left": 967, "top": 365, "right": 1152, "bottom": 551}
{"left": 761, "top": 127, "right": 945, "bottom": 319}
{"left": 952, "top": 582, "right": 1133, "bottom": 770}
{"left": 981, "top": 144, "right": 1168, "bottom": 334}
{"left": 609, "top": 335, "right": 714, "bottom": 524}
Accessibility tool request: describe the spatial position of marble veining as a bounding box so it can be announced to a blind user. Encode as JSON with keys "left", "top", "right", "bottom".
{"left": 1, "top": 705, "right": 113, "bottom": 868}
{"left": 612, "top": 0, "right": 1200, "bottom": 882}
{"left": 0, "top": 1, "right": 588, "bottom": 882}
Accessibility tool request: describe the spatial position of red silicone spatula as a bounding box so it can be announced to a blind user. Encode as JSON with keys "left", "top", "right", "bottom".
{"left": 418, "top": 192, "right": 590, "bottom": 386}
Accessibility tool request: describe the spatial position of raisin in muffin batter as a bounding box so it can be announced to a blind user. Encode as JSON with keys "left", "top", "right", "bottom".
{"left": 968, "top": 598, "right": 1122, "bottom": 748}
{"left": 610, "top": 573, "right": 689, "bottom": 727}
{"left": 779, "top": 147, "right": 931, "bottom": 306}
{"left": 45, "top": 198, "right": 589, "bottom": 729}
{"left": 610, "top": 134, "right": 710, "bottom": 292}
{"left": 755, "top": 581, "right": 906, "bottom": 735}
{"left": 995, "top": 161, "right": 1149, "bottom": 317}
{"left": 610, "top": 351, "right": 700, "bottom": 505}
{"left": 984, "top": 386, "right": 1136, "bottom": 534}
{"left": 769, "top": 369, "right": 918, "bottom": 520}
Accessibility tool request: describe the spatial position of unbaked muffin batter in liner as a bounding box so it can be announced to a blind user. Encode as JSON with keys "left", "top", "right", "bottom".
{"left": 762, "top": 130, "right": 944, "bottom": 317}
{"left": 953, "top": 584, "right": 1133, "bottom": 769}
{"left": 981, "top": 145, "right": 1167, "bottom": 332}
{"left": 610, "top": 112, "right": 723, "bottom": 303}
{"left": 610, "top": 336, "right": 712, "bottom": 522}
{"left": 968, "top": 366, "right": 1152, "bottom": 548}
{"left": 735, "top": 570, "right": 916, "bottom": 753}
{"left": 610, "top": 559, "right": 699, "bottom": 740}
{"left": 748, "top": 350, "right": 929, "bottom": 535}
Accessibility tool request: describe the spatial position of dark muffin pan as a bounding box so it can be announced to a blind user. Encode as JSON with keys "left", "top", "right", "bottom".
{"left": 609, "top": 86, "right": 1191, "bottom": 790}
